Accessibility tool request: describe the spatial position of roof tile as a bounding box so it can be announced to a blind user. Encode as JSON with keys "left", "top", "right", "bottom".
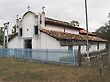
{"left": 40, "top": 29, "right": 107, "bottom": 42}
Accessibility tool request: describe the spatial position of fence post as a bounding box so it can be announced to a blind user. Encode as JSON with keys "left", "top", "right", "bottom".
{"left": 15, "top": 48, "right": 18, "bottom": 59}
{"left": 14, "top": 48, "right": 16, "bottom": 59}
{"left": 75, "top": 49, "right": 79, "bottom": 66}
{"left": 30, "top": 49, "right": 32, "bottom": 59}
{"left": 5, "top": 48, "right": 8, "bottom": 58}
{"left": 29, "top": 49, "right": 32, "bottom": 60}
{"left": 28, "top": 49, "right": 30, "bottom": 59}
{"left": 46, "top": 49, "right": 48, "bottom": 62}
{"left": 78, "top": 45, "right": 81, "bottom": 66}
{"left": 72, "top": 50, "right": 75, "bottom": 65}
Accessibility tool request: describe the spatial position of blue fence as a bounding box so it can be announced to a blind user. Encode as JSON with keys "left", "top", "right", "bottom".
{"left": 0, "top": 48, "right": 78, "bottom": 65}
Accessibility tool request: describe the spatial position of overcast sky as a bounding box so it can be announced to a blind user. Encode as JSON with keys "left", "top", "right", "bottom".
{"left": 0, "top": 0, "right": 110, "bottom": 33}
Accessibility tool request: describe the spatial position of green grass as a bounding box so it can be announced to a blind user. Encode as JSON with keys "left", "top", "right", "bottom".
{"left": 0, "top": 57, "right": 109, "bottom": 82}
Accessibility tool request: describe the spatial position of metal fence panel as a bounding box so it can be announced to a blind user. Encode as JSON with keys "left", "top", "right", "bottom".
{"left": 0, "top": 48, "right": 78, "bottom": 65}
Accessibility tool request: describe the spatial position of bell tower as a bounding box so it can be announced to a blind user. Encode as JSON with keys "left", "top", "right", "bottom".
{"left": 41, "top": 6, "right": 45, "bottom": 28}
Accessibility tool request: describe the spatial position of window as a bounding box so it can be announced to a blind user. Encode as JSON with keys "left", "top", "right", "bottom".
{"left": 24, "top": 39, "right": 32, "bottom": 49}
{"left": 34, "top": 25, "right": 38, "bottom": 34}
{"left": 19, "top": 28, "right": 22, "bottom": 36}
{"left": 97, "top": 43, "right": 99, "bottom": 50}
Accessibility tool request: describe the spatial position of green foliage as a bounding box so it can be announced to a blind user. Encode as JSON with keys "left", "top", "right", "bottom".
{"left": 70, "top": 20, "right": 80, "bottom": 27}
{"left": 95, "top": 22, "right": 110, "bottom": 42}
{"left": 0, "top": 29, "right": 4, "bottom": 45}
{"left": 95, "top": 13, "right": 110, "bottom": 42}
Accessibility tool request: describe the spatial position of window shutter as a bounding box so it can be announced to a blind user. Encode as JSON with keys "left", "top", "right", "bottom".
{"left": 34, "top": 25, "right": 38, "bottom": 34}
{"left": 97, "top": 43, "right": 99, "bottom": 50}
{"left": 19, "top": 28, "right": 22, "bottom": 36}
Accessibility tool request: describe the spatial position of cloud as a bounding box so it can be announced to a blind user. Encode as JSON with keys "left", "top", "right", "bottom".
{"left": 0, "top": 0, "right": 110, "bottom": 32}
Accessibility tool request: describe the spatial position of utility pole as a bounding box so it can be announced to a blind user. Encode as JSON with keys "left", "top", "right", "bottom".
{"left": 7, "top": 22, "right": 9, "bottom": 48}
{"left": 85, "top": 0, "right": 90, "bottom": 60}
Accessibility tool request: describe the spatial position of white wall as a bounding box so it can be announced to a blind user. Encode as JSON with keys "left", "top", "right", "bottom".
{"left": 81, "top": 46, "right": 86, "bottom": 54}
{"left": 32, "top": 32, "right": 68, "bottom": 49}
{"left": 81, "top": 45, "right": 98, "bottom": 54}
{"left": 81, "top": 43, "right": 106, "bottom": 54}
{"left": 41, "top": 33, "right": 67, "bottom": 49}
{"left": 46, "top": 25, "right": 64, "bottom": 32}
{"left": 46, "top": 25, "right": 79, "bottom": 34}
{"left": 73, "top": 46, "right": 78, "bottom": 50}
{"left": 32, "top": 34, "right": 41, "bottom": 49}
{"left": 8, "top": 36, "right": 23, "bottom": 48}
{"left": 81, "top": 45, "right": 97, "bottom": 54}
{"left": 22, "top": 12, "right": 38, "bottom": 38}
{"left": 89, "top": 44, "right": 97, "bottom": 52}
{"left": 32, "top": 32, "right": 80, "bottom": 50}
{"left": 99, "top": 43, "right": 106, "bottom": 50}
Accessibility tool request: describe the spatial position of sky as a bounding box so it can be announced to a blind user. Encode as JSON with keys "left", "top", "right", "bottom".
{"left": 0, "top": 0, "right": 110, "bottom": 33}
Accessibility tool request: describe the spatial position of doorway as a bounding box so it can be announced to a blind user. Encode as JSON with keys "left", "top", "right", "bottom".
{"left": 24, "top": 39, "right": 32, "bottom": 49}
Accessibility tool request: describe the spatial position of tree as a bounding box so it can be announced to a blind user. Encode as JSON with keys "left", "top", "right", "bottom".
{"left": 70, "top": 20, "right": 80, "bottom": 27}
{"left": 0, "top": 29, "right": 4, "bottom": 46}
{"left": 95, "top": 19, "right": 110, "bottom": 42}
{"left": 95, "top": 13, "right": 110, "bottom": 49}
{"left": 96, "top": 24, "right": 110, "bottom": 41}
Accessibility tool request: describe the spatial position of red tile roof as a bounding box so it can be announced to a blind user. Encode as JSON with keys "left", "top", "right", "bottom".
{"left": 79, "top": 30, "right": 96, "bottom": 36}
{"left": 40, "top": 29, "right": 107, "bottom": 42}
{"left": 8, "top": 33, "right": 18, "bottom": 42}
{"left": 45, "top": 17, "right": 83, "bottom": 30}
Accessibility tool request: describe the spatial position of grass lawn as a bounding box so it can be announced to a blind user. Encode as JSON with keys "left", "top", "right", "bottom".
{"left": 0, "top": 57, "right": 109, "bottom": 82}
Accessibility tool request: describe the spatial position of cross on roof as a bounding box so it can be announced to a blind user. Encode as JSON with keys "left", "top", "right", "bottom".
{"left": 17, "top": 15, "right": 19, "bottom": 19}
{"left": 27, "top": 5, "right": 30, "bottom": 11}
{"left": 42, "top": 6, "right": 45, "bottom": 13}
